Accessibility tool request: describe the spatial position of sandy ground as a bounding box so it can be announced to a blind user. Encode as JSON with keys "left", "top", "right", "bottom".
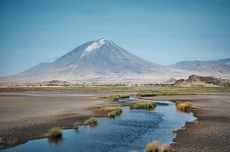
{"left": 0, "top": 91, "right": 230, "bottom": 151}
{"left": 144, "top": 93, "right": 230, "bottom": 152}
{"left": 0, "top": 91, "right": 118, "bottom": 149}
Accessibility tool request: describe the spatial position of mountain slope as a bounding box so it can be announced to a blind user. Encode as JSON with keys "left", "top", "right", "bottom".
{"left": 0, "top": 38, "right": 188, "bottom": 84}
{"left": 171, "top": 58, "right": 230, "bottom": 76}
{"left": 47, "top": 38, "right": 169, "bottom": 75}
{"left": 24, "top": 62, "right": 50, "bottom": 73}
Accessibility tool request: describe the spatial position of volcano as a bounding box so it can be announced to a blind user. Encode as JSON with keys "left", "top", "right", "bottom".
{"left": 1, "top": 38, "right": 188, "bottom": 84}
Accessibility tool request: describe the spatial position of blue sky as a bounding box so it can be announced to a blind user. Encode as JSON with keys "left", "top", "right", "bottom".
{"left": 0, "top": 0, "right": 230, "bottom": 76}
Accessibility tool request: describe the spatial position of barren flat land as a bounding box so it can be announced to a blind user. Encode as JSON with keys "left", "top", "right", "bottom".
{"left": 0, "top": 87, "right": 230, "bottom": 152}
{"left": 0, "top": 90, "right": 119, "bottom": 148}
{"left": 142, "top": 93, "right": 230, "bottom": 152}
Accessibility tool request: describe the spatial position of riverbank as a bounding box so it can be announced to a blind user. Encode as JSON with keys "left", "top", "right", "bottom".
{"left": 0, "top": 89, "right": 230, "bottom": 151}
{"left": 142, "top": 93, "right": 230, "bottom": 152}
{"left": 0, "top": 91, "right": 122, "bottom": 149}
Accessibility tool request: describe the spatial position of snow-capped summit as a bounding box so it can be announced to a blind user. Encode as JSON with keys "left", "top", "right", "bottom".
{"left": 80, "top": 38, "right": 111, "bottom": 58}
{"left": 0, "top": 38, "right": 190, "bottom": 84}
{"left": 84, "top": 38, "right": 107, "bottom": 53}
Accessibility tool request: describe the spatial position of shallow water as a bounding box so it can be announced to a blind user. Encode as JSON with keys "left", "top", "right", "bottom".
{"left": 1, "top": 101, "right": 196, "bottom": 152}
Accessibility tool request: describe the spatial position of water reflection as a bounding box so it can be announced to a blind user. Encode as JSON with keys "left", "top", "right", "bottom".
{"left": 48, "top": 136, "right": 63, "bottom": 145}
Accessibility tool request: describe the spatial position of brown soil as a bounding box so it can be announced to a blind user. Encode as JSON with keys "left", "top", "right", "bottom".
{"left": 1, "top": 91, "right": 230, "bottom": 152}
{"left": 143, "top": 93, "right": 230, "bottom": 152}
{"left": 0, "top": 91, "right": 116, "bottom": 149}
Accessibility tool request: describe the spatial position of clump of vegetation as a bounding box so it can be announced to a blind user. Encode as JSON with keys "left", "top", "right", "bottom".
{"left": 107, "top": 108, "right": 122, "bottom": 118}
{"left": 73, "top": 121, "right": 81, "bottom": 130}
{"left": 46, "top": 127, "right": 62, "bottom": 139}
{"left": 95, "top": 106, "right": 122, "bottom": 118}
{"left": 145, "top": 141, "right": 172, "bottom": 152}
{"left": 84, "top": 117, "right": 97, "bottom": 126}
{"left": 137, "top": 92, "right": 181, "bottom": 97}
{"left": 130, "top": 100, "right": 156, "bottom": 110}
{"left": 108, "top": 94, "right": 129, "bottom": 101}
{"left": 137, "top": 93, "right": 159, "bottom": 97}
{"left": 176, "top": 101, "right": 195, "bottom": 112}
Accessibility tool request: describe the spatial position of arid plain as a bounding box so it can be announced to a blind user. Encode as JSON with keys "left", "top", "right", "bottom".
{"left": 0, "top": 86, "right": 230, "bottom": 152}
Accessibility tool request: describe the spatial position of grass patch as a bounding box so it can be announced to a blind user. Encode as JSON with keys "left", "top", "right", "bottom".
{"left": 95, "top": 106, "right": 123, "bottom": 118}
{"left": 46, "top": 127, "right": 62, "bottom": 139}
{"left": 145, "top": 141, "right": 172, "bottom": 152}
{"left": 84, "top": 117, "right": 97, "bottom": 126}
{"left": 130, "top": 100, "right": 156, "bottom": 110}
{"left": 108, "top": 94, "right": 129, "bottom": 101}
{"left": 1, "top": 86, "right": 229, "bottom": 95}
{"left": 137, "top": 92, "right": 180, "bottom": 97}
{"left": 137, "top": 86, "right": 230, "bottom": 97}
{"left": 137, "top": 93, "right": 159, "bottom": 97}
{"left": 176, "top": 101, "right": 195, "bottom": 112}
{"left": 107, "top": 108, "right": 122, "bottom": 118}
{"left": 73, "top": 121, "right": 81, "bottom": 130}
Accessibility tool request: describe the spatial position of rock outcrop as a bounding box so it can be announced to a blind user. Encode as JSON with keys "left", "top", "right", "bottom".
{"left": 175, "top": 75, "right": 230, "bottom": 87}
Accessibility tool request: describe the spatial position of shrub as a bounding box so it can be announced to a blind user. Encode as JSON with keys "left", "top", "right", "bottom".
{"left": 46, "top": 127, "right": 62, "bottom": 139}
{"left": 130, "top": 101, "right": 156, "bottom": 110}
{"left": 108, "top": 94, "right": 129, "bottom": 101}
{"left": 145, "top": 141, "right": 172, "bottom": 152}
{"left": 176, "top": 101, "right": 195, "bottom": 112}
{"left": 85, "top": 117, "right": 97, "bottom": 126}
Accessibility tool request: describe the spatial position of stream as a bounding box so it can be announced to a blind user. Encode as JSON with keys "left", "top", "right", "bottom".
{"left": 1, "top": 99, "right": 196, "bottom": 152}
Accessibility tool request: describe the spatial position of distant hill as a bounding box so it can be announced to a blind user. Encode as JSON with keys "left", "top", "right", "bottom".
{"left": 175, "top": 75, "right": 230, "bottom": 87}
{"left": 171, "top": 58, "right": 230, "bottom": 77}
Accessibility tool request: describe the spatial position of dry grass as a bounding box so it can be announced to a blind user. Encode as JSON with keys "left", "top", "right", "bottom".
{"left": 95, "top": 106, "right": 122, "bottom": 118}
{"left": 1, "top": 85, "right": 229, "bottom": 95}
{"left": 84, "top": 117, "right": 97, "bottom": 126}
{"left": 107, "top": 108, "right": 122, "bottom": 118}
{"left": 73, "top": 121, "right": 81, "bottom": 130}
{"left": 130, "top": 100, "right": 156, "bottom": 110}
{"left": 145, "top": 141, "right": 172, "bottom": 152}
{"left": 108, "top": 94, "right": 129, "bottom": 101}
{"left": 45, "top": 127, "right": 62, "bottom": 139}
{"left": 176, "top": 101, "right": 196, "bottom": 112}
{"left": 137, "top": 93, "right": 159, "bottom": 97}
